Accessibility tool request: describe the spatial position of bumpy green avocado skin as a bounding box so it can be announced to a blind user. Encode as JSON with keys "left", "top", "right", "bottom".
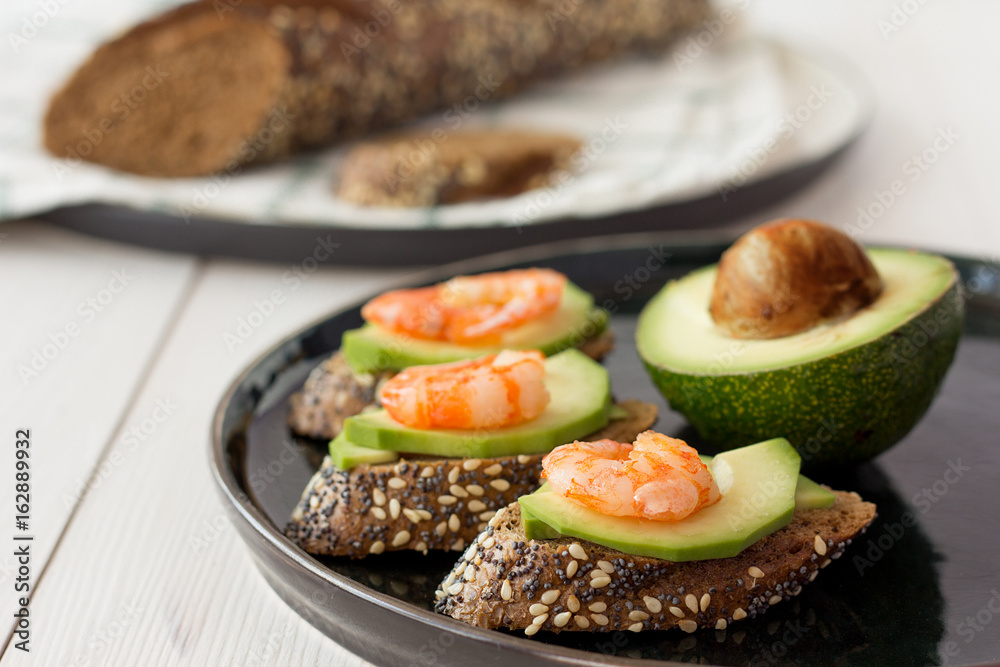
{"left": 643, "top": 281, "right": 964, "bottom": 469}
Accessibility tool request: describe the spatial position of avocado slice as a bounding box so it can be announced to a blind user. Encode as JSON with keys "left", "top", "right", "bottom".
{"left": 637, "top": 248, "right": 964, "bottom": 468}
{"left": 520, "top": 471, "right": 835, "bottom": 546}
{"left": 343, "top": 349, "right": 610, "bottom": 458}
{"left": 794, "top": 474, "right": 836, "bottom": 510}
{"left": 520, "top": 438, "right": 801, "bottom": 562}
{"left": 342, "top": 281, "right": 607, "bottom": 374}
{"left": 328, "top": 433, "right": 399, "bottom": 469}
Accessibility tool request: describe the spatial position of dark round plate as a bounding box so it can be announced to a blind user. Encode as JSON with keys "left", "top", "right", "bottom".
{"left": 210, "top": 233, "right": 1000, "bottom": 666}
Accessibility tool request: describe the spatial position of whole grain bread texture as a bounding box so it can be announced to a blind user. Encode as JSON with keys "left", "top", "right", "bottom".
{"left": 44, "top": 0, "right": 709, "bottom": 177}
{"left": 337, "top": 130, "right": 582, "bottom": 207}
{"left": 285, "top": 399, "right": 657, "bottom": 557}
{"left": 288, "top": 330, "right": 615, "bottom": 441}
{"left": 435, "top": 491, "right": 876, "bottom": 634}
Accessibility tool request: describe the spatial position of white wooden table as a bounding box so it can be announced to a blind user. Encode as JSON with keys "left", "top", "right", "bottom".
{"left": 1, "top": 2, "right": 997, "bottom": 665}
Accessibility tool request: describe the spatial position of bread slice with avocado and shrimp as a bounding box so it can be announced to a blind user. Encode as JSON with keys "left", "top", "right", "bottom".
{"left": 434, "top": 490, "right": 876, "bottom": 634}
{"left": 285, "top": 399, "right": 656, "bottom": 558}
{"left": 288, "top": 269, "right": 613, "bottom": 441}
{"left": 288, "top": 331, "right": 615, "bottom": 440}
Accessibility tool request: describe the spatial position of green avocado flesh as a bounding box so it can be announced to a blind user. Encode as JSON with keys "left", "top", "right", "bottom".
{"left": 794, "top": 475, "right": 836, "bottom": 509}
{"left": 636, "top": 248, "right": 964, "bottom": 468}
{"left": 520, "top": 438, "right": 802, "bottom": 562}
{"left": 329, "top": 433, "right": 399, "bottom": 469}
{"left": 342, "top": 349, "right": 610, "bottom": 459}
{"left": 342, "top": 281, "right": 607, "bottom": 373}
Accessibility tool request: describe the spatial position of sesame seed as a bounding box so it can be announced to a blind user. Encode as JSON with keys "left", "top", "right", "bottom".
{"left": 566, "top": 560, "right": 579, "bottom": 578}
{"left": 448, "top": 514, "right": 461, "bottom": 532}
{"left": 669, "top": 606, "right": 685, "bottom": 618}
{"left": 529, "top": 603, "right": 549, "bottom": 615}
{"left": 820, "top": 558, "right": 831, "bottom": 569}
{"left": 732, "top": 608, "right": 747, "bottom": 620}
{"left": 447, "top": 582, "right": 463, "bottom": 596}
{"left": 449, "top": 484, "right": 469, "bottom": 498}
{"left": 678, "top": 620, "right": 698, "bottom": 633}
{"left": 769, "top": 595, "right": 782, "bottom": 606}
{"left": 814, "top": 534, "right": 827, "bottom": 556}
{"left": 392, "top": 531, "right": 410, "bottom": 547}
{"left": 371, "top": 507, "right": 387, "bottom": 520}
{"left": 541, "top": 590, "right": 560, "bottom": 605}
{"left": 532, "top": 613, "right": 549, "bottom": 625}
{"left": 629, "top": 611, "right": 649, "bottom": 621}
{"left": 484, "top": 463, "right": 502, "bottom": 475}
{"left": 588, "top": 602, "right": 607, "bottom": 612}
{"left": 644, "top": 596, "right": 662, "bottom": 613}
{"left": 448, "top": 468, "right": 460, "bottom": 484}
{"left": 574, "top": 615, "right": 590, "bottom": 629}
{"left": 420, "top": 466, "right": 434, "bottom": 478}
{"left": 435, "top": 522, "right": 447, "bottom": 536}
{"left": 685, "top": 594, "right": 699, "bottom": 613}
{"left": 597, "top": 560, "right": 614, "bottom": 573}
{"left": 388, "top": 477, "right": 406, "bottom": 489}
{"left": 369, "top": 541, "right": 385, "bottom": 555}
{"left": 591, "top": 613, "right": 609, "bottom": 626}
{"left": 568, "top": 543, "right": 588, "bottom": 560}
{"left": 478, "top": 510, "right": 495, "bottom": 521}
{"left": 463, "top": 460, "right": 481, "bottom": 471}
{"left": 389, "top": 498, "right": 401, "bottom": 519}
{"left": 590, "top": 576, "right": 611, "bottom": 588}
{"left": 417, "top": 509, "right": 433, "bottom": 521}
{"left": 466, "top": 484, "right": 485, "bottom": 496}
{"left": 490, "top": 480, "right": 511, "bottom": 491}
{"left": 414, "top": 541, "right": 428, "bottom": 554}
{"left": 438, "top": 495, "right": 458, "bottom": 505}
{"left": 468, "top": 500, "right": 487, "bottom": 513}
{"left": 372, "top": 488, "right": 386, "bottom": 506}
{"left": 517, "top": 455, "right": 532, "bottom": 464}
{"left": 808, "top": 570, "right": 818, "bottom": 581}
{"left": 700, "top": 593, "right": 711, "bottom": 612}
{"left": 524, "top": 624, "right": 540, "bottom": 636}
{"left": 553, "top": 611, "right": 572, "bottom": 628}
{"left": 567, "top": 594, "right": 580, "bottom": 612}
{"left": 450, "top": 538, "right": 465, "bottom": 551}
{"left": 748, "top": 566, "right": 765, "bottom": 579}
{"left": 482, "top": 536, "right": 496, "bottom": 549}
{"left": 715, "top": 618, "right": 728, "bottom": 630}
{"left": 402, "top": 508, "right": 420, "bottom": 523}
{"left": 501, "top": 580, "right": 513, "bottom": 600}
{"left": 624, "top": 621, "right": 642, "bottom": 632}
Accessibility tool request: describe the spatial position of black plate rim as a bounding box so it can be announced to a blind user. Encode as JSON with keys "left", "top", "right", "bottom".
{"left": 209, "top": 231, "right": 995, "bottom": 667}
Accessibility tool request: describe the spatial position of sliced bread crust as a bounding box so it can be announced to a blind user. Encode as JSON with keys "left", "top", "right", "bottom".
{"left": 288, "top": 329, "right": 615, "bottom": 441}
{"left": 286, "top": 399, "right": 656, "bottom": 558}
{"left": 434, "top": 491, "right": 876, "bottom": 634}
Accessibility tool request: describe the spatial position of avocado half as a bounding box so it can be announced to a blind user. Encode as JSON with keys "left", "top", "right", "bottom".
{"left": 637, "top": 248, "right": 964, "bottom": 468}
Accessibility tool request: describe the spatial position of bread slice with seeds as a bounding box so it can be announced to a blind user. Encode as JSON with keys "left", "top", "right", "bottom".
{"left": 288, "top": 329, "right": 615, "bottom": 441}
{"left": 337, "top": 130, "right": 583, "bottom": 207}
{"left": 285, "top": 399, "right": 656, "bottom": 557}
{"left": 434, "top": 491, "right": 876, "bottom": 634}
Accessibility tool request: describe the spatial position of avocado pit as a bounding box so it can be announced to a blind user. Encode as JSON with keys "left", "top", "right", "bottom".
{"left": 709, "top": 219, "right": 884, "bottom": 339}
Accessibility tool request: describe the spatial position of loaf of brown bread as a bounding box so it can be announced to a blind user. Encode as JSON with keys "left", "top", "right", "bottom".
{"left": 44, "top": 0, "right": 709, "bottom": 177}
{"left": 435, "top": 491, "right": 876, "bottom": 634}
{"left": 286, "top": 399, "right": 657, "bottom": 557}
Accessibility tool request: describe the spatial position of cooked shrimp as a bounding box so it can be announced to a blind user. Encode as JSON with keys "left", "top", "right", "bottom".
{"left": 541, "top": 431, "right": 722, "bottom": 521}
{"left": 361, "top": 268, "right": 566, "bottom": 345}
{"left": 379, "top": 350, "right": 550, "bottom": 430}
